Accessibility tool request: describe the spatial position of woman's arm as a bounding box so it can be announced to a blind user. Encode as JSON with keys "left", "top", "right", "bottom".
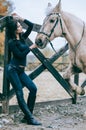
{"left": 29, "top": 44, "right": 37, "bottom": 49}
{"left": 12, "top": 13, "right": 34, "bottom": 39}
{"left": 22, "top": 19, "right": 34, "bottom": 39}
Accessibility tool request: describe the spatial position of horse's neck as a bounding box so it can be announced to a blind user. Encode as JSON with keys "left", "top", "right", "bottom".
{"left": 61, "top": 11, "right": 85, "bottom": 46}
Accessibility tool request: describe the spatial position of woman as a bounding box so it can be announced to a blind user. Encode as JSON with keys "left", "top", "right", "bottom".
{"left": 6, "top": 13, "right": 41, "bottom": 125}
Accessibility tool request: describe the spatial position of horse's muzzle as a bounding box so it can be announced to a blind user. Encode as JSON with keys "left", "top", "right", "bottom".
{"left": 35, "top": 38, "right": 46, "bottom": 49}
{"left": 35, "top": 38, "right": 43, "bottom": 46}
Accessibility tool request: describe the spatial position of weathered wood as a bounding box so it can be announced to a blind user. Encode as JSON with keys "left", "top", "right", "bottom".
{"left": 81, "top": 80, "right": 86, "bottom": 88}
{"left": 29, "top": 48, "right": 74, "bottom": 98}
{"left": 0, "top": 16, "right": 7, "bottom": 31}
{"left": 29, "top": 42, "right": 68, "bottom": 80}
{"left": 2, "top": 27, "right": 10, "bottom": 113}
{"left": 73, "top": 74, "right": 79, "bottom": 103}
{"left": 33, "top": 24, "right": 41, "bottom": 32}
{"left": 21, "top": 22, "right": 41, "bottom": 32}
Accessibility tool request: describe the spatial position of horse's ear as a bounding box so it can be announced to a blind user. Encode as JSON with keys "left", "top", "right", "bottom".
{"left": 45, "top": 2, "right": 53, "bottom": 15}
{"left": 47, "top": 2, "right": 52, "bottom": 7}
{"left": 53, "top": 0, "right": 61, "bottom": 12}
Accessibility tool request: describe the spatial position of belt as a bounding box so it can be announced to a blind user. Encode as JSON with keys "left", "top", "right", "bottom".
{"left": 19, "top": 65, "right": 25, "bottom": 68}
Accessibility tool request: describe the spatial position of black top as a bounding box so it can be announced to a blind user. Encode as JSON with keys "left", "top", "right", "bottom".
{"left": 8, "top": 19, "right": 34, "bottom": 67}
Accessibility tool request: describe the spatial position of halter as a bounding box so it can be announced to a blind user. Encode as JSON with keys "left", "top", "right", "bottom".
{"left": 39, "top": 13, "right": 65, "bottom": 53}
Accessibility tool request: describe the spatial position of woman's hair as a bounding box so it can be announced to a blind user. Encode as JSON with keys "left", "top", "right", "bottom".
{"left": 6, "top": 16, "right": 18, "bottom": 40}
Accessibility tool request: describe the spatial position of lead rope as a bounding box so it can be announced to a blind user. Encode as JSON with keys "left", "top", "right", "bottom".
{"left": 48, "top": 38, "right": 57, "bottom": 53}
{"left": 39, "top": 32, "right": 57, "bottom": 53}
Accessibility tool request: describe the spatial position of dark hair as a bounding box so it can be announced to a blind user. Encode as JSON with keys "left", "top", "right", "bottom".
{"left": 6, "top": 16, "right": 18, "bottom": 40}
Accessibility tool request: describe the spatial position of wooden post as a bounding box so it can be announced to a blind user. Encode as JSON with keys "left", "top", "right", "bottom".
{"left": 2, "top": 25, "right": 10, "bottom": 113}
{"left": 72, "top": 74, "right": 79, "bottom": 104}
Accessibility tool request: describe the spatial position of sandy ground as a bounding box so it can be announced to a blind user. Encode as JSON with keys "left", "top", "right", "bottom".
{"left": 0, "top": 69, "right": 86, "bottom": 130}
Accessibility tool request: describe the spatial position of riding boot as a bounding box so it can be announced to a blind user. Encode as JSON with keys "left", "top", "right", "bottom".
{"left": 16, "top": 91, "right": 41, "bottom": 125}
{"left": 21, "top": 113, "right": 41, "bottom": 125}
{"left": 27, "top": 94, "right": 36, "bottom": 114}
{"left": 21, "top": 95, "right": 36, "bottom": 123}
{"left": 26, "top": 116, "right": 42, "bottom": 125}
{"left": 21, "top": 108, "right": 41, "bottom": 125}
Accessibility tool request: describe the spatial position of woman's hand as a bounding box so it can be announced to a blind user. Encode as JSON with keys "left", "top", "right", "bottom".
{"left": 12, "top": 13, "right": 24, "bottom": 21}
{"left": 29, "top": 44, "right": 37, "bottom": 49}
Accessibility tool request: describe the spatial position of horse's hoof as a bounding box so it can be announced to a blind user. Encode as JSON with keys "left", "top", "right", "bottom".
{"left": 76, "top": 87, "right": 85, "bottom": 95}
{"left": 80, "top": 88, "right": 85, "bottom": 95}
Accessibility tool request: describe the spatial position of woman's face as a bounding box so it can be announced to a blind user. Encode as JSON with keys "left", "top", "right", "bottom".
{"left": 16, "top": 22, "right": 23, "bottom": 34}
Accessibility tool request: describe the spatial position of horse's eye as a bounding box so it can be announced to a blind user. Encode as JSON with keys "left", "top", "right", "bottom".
{"left": 50, "top": 19, "right": 55, "bottom": 23}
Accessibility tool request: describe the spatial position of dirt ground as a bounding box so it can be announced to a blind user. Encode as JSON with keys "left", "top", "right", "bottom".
{"left": 0, "top": 69, "right": 86, "bottom": 130}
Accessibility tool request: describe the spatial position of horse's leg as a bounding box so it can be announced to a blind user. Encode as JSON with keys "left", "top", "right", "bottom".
{"left": 63, "top": 64, "right": 85, "bottom": 95}
{"left": 63, "top": 63, "right": 73, "bottom": 79}
{"left": 63, "top": 64, "right": 76, "bottom": 90}
{"left": 69, "top": 78, "right": 85, "bottom": 95}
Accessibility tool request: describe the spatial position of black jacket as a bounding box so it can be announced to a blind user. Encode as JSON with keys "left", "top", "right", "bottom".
{"left": 8, "top": 19, "right": 33, "bottom": 66}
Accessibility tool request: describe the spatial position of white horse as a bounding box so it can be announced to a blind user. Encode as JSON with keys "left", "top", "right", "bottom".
{"left": 35, "top": 0, "right": 86, "bottom": 95}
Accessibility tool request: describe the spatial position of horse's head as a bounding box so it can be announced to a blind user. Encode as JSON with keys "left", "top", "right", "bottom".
{"left": 35, "top": 0, "right": 65, "bottom": 49}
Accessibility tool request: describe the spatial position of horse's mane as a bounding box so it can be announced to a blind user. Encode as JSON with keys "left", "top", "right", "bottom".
{"left": 62, "top": 11, "right": 84, "bottom": 26}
